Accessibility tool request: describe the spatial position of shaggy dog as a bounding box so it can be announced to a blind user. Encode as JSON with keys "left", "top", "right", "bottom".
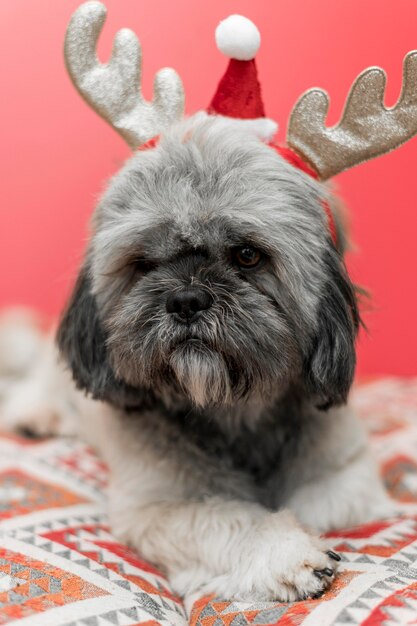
{"left": 0, "top": 115, "right": 390, "bottom": 601}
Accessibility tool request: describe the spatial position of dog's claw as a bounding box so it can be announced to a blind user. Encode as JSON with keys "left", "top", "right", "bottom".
{"left": 17, "top": 425, "right": 42, "bottom": 440}
{"left": 327, "top": 550, "right": 341, "bottom": 562}
{"left": 314, "top": 567, "right": 334, "bottom": 579}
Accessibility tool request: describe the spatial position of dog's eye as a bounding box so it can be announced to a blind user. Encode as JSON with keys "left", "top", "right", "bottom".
{"left": 133, "top": 258, "right": 157, "bottom": 274}
{"left": 232, "top": 246, "right": 264, "bottom": 270}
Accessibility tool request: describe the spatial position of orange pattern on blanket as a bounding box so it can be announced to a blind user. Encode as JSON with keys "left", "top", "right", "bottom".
{"left": 42, "top": 526, "right": 182, "bottom": 604}
{"left": 0, "top": 469, "right": 87, "bottom": 519}
{"left": 0, "top": 548, "right": 107, "bottom": 623}
{"left": 190, "top": 570, "right": 358, "bottom": 626}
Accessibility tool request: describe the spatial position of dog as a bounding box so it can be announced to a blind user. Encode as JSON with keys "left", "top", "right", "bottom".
{"left": 0, "top": 112, "right": 391, "bottom": 602}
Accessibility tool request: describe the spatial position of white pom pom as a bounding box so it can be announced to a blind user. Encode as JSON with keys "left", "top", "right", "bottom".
{"left": 215, "top": 15, "right": 261, "bottom": 61}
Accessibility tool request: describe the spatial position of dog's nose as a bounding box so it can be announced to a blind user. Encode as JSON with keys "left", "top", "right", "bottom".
{"left": 166, "top": 288, "right": 213, "bottom": 323}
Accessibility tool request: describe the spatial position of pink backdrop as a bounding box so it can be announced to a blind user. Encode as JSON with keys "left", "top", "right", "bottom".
{"left": 1, "top": 0, "right": 417, "bottom": 376}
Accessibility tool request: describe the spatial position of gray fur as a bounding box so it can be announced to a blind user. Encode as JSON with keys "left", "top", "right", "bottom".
{"left": 57, "top": 114, "right": 360, "bottom": 482}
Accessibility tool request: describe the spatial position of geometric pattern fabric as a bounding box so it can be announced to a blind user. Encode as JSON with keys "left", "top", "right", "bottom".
{"left": 0, "top": 377, "right": 417, "bottom": 625}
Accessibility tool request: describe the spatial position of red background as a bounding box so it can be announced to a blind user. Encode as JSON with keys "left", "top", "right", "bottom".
{"left": 1, "top": 0, "right": 416, "bottom": 377}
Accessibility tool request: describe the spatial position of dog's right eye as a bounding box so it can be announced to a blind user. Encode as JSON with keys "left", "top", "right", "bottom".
{"left": 133, "top": 258, "right": 158, "bottom": 274}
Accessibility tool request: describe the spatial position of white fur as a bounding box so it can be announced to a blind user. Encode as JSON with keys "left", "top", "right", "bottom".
{"left": 0, "top": 320, "right": 78, "bottom": 437}
{"left": 0, "top": 310, "right": 44, "bottom": 379}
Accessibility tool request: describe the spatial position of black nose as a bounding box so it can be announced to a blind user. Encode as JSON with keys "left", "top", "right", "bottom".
{"left": 166, "top": 288, "right": 213, "bottom": 323}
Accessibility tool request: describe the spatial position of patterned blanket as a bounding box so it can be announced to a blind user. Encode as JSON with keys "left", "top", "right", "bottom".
{"left": 0, "top": 377, "right": 416, "bottom": 626}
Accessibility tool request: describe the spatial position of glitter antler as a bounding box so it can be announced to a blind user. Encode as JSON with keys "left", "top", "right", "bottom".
{"left": 287, "top": 51, "right": 417, "bottom": 180}
{"left": 64, "top": 1, "right": 185, "bottom": 149}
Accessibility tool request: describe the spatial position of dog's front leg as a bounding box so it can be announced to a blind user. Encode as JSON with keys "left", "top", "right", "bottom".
{"left": 108, "top": 476, "right": 339, "bottom": 601}
{"left": 280, "top": 406, "right": 393, "bottom": 532}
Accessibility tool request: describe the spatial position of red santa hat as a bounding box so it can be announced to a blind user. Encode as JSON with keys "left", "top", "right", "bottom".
{"left": 207, "top": 15, "right": 279, "bottom": 143}
{"left": 208, "top": 15, "right": 265, "bottom": 119}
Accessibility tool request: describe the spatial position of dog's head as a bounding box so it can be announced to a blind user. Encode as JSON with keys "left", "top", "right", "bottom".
{"left": 57, "top": 115, "right": 359, "bottom": 411}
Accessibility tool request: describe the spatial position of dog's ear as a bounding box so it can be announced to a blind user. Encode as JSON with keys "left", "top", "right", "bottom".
{"left": 57, "top": 264, "right": 145, "bottom": 409}
{"left": 304, "top": 250, "right": 360, "bottom": 410}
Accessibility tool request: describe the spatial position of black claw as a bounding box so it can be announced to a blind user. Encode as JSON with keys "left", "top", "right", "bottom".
{"left": 17, "top": 426, "right": 41, "bottom": 440}
{"left": 312, "top": 589, "right": 325, "bottom": 599}
{"left": 327, "top": 550, "right": 341, "bottom": 562}
{"left": 314, "top": 566, "right": 334, "bottom": 579}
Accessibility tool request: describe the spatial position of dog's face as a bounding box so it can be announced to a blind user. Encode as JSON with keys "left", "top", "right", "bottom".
{"left": 58, "top": 116, "right": 359, "bottom": 411}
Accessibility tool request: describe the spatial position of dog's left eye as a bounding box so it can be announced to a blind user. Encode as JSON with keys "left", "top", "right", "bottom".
{"left": 232, "top": 246, "right": 264, "bottom": 270}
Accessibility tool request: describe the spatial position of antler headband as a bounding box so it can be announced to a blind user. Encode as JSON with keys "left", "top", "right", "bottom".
{"left": 288, "top": 52, "right": 417, "bottom": 180}
{"left": 64, "top": 2, "right": 417, "bottom": 186}
{"left": 64, "top": 1, "right": 184, "bottom": 148}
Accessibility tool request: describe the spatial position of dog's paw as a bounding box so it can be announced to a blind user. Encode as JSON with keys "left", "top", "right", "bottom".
{"left": 235, "top": 518, "right": 339, "bottom": 601}
{"left": 2, "top": 406, "right": 62, "bottom": 439}
{"left": 0, "top": 381, "right": 76, "bottom": 439}
{"left": 257, "top": 534, "right": 340, "bottom": 602}
{"left": 171, "top": 511, "right": 340, "bottom": 602}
